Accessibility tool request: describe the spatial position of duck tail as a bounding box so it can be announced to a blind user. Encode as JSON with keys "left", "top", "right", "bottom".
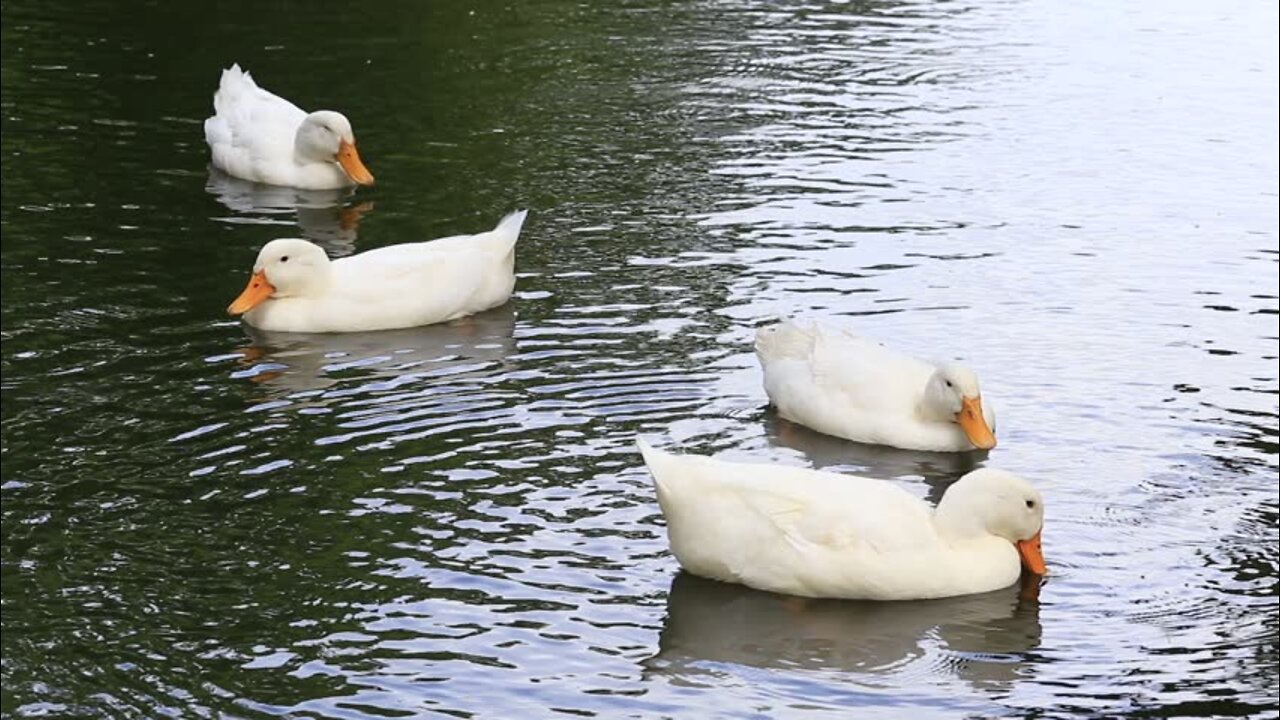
{"left": 212, "top": 63, "right": 257, "bottom": 116}
{"left": 223, "top": 63, "right": 250, "bottom": 85}
{"left": 754, "top": 319, "right": 816, "bottom": 360}
{"left": 636, "top": 437, "right": 679, "bottom": 495}
{"left": 487, "top": 209, "right": 529, "bottom": 254}
{"left": 636, "top": 436, "right": 662, "bottom": 472}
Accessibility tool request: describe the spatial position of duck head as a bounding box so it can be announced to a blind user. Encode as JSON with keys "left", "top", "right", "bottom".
{"left": 923, "top": 364, "right": 997, "bottom": 450}
{"left": 936, "top": 467, "right": 1046, "bottom": 575}
{"left": 295, "top": 110, "right": 375, "bottom": 186}
{"left": 227, "top": 238, "right": 332, "bottom": 315}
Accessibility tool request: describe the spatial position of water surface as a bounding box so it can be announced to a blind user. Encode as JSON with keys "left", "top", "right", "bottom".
{"left": 2, "top": 0, "right": 1277, "bottom": 718}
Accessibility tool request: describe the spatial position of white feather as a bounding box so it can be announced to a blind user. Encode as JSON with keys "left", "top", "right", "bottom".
{"left": 204, "top": 64, "right": 368, "bottom": 190}
{"left": 756, "top": 320, "right": 998, "bottom": 452}
{"left": 637, "top": 440, "right": 1043, "bottom": 601}
{"left": 236, "top": 210, "right": 529, "bottom": 333}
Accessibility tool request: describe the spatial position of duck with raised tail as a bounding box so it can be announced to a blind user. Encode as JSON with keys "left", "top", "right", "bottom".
{"left": 227, "top": 210, "right": 529, "bottom": 333}
{"left": 637, "top": 440, "right": 1045, "bottom": 600}
{"left": 756, "top": 320, "right": 998, "bottom": 452}
{"left": 204, "top": 64, "right": 375, "bottom": 190}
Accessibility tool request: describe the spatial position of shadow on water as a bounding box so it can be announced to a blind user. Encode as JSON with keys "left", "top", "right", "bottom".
{"left": 227, "top": 306, "right": 519, "bottom": 397}
{"left": 646, "top": 572, "right": 1043, "bottom": 692}
{"left": 206, "top": 169, "right": 374, "bottom": 256}
{"left": 2, "top": 0, "right": 1276, "bottom": 716}
{"left": 761, "top": 408, "right": 988, "bottom": 501}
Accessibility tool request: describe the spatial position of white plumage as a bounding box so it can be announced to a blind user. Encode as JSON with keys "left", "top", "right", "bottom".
{"left": 204, "top": 64, "right": 374, "bottom": 190}
{"left": 227, "top": 210, "right": 528, "bottom": 333}
{"left": 638, "top": 440, "right": 1045, "bottom": 601}
{"left": 756, "top": 320, "right": 998, "bottom": 452}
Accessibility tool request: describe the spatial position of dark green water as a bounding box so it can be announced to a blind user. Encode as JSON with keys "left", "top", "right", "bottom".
{"left": 2, "top": 1, "right": 1277, "bottom": 718}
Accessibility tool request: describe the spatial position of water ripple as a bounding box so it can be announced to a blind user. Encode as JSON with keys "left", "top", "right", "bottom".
{"left": 2, "top": 0, "right": 1277, "bottom": 717}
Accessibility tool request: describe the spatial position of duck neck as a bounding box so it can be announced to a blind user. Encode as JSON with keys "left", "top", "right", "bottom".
{"left": 300, "top": 265, "right": 334, "bottom": 298}
{"left": 292, "top": 119, "right": 329, "bottom": 164}
{"left": 933, "top": 493, "right": 986, "bottom": 541}
{"left": 915, "top": 397, "right": 951, "bottom": 425}
{"left": 273, "top": 264, "right": 333, "bottom": 301}
{"left": 915, "top": 377, "right": 957, "bottom": 424}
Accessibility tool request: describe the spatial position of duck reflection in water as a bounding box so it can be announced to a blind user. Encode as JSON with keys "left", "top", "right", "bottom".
{"left": 230, "top": 306, "right": 518, "bottom": 396}
{"left": 763, "top": 409, "right": 987, "bottom": 506}
{"left": 646, "top": 571, "right": 1043, "bottom": 691}
{"left": 206, "top": 168, "right": 374, "bottom": 257}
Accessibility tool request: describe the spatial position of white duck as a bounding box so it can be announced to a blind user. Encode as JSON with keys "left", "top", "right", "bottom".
{"left": 756, "top": 321, "right": 998, "bottom": 452}
{"left": 204, "top": 64, "right": 375, "bottom": 190}
{"left": 637, "top": 440, "right": 1046, "bottom": 601}
{"left": 227, "top": 210, "right": 528, "bottom": 333}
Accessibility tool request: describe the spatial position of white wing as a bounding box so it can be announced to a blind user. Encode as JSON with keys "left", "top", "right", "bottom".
{"left": 638, "top": 441, "right": 939, "bottom": 596}
{"left": 205, "top": 65, "right": 307, "bottom": 181}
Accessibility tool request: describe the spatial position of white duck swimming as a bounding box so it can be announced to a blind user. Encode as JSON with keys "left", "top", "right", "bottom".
{"left": 204, "top": 64, "right": 375, "bottom": 190}
{"left": 756, "top": 321, "right": 998, "bottom": 452}
{"left": 637, "top": 440, "right": 1046, "bottom": 601}
{"left": 227, "top": 210, "right": 528, "bottom": 333}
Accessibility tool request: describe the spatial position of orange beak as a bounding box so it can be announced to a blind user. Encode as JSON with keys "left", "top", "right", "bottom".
{"left": 336, "top": 139, "right": 374, "bottom": 186}
{"left": 338, "top": 201, "right": 374, "bottom": 231}
{"left": 1016, "top": 530, "right": 1046, "bottom": 576}
{"left": 227, "top": 269, "right": 275, "bottom": 315}
{"left": 956, "top": 395, "right": 997, "bottom": 450}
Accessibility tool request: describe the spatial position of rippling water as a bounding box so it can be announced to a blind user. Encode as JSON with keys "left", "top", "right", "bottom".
{"left": 2, "top": 0, "right": 1277, "bottom": 717}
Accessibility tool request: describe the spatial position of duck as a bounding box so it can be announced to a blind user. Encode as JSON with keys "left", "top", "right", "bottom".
{"left": 756, "top": 320, "right": 997, "bottom": 452}
{"left": 204, "top": 64, "right": 375, "bottom": 190}
{"left": 227, "top": 210, "right": 528, "bottom": 333}
{"left": 636, "top": 439, "right": 1046, "bottom": 601}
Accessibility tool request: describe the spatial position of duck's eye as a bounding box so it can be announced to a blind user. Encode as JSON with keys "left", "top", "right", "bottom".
{"left": 944, "top": 380, "right": 953, "bottom": 388}
{"left": 280, "top": 255, "right": 290, "bottom": 263}
{"left": 1025, "top": 499, "right": 1036, "bottom": 509}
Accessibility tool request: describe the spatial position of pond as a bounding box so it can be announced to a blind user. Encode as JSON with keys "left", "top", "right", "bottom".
{"left": 2, "top": 0, "right": 1277, "bottom": 717}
